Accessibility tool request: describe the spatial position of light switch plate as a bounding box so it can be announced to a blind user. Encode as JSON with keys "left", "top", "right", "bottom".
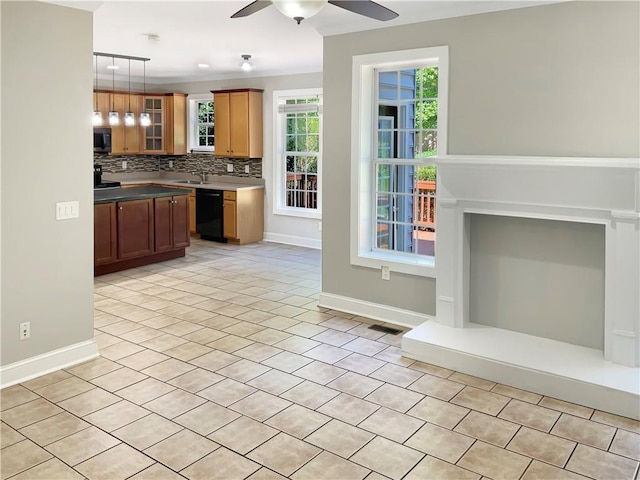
{"left": 227, "top": 164, "right": 234, "bottom": 172}
{"left": 56, "top": 201, "right": 79, "bottom": 220}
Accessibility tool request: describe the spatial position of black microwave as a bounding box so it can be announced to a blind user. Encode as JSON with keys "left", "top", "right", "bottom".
{"left": 94, "top": 127, "right": 112, "bottom": 153}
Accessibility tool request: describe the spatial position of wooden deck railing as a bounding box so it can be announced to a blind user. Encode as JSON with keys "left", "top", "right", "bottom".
{"left": 414, "top": 180, "right": 436, "bottom": 228}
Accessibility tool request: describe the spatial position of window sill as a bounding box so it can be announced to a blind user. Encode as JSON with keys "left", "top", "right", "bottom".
{"left": 274, "top": 207, "right": 322, "bottom": 220}
{"left": 351, "top": 250, "right": 436, "bottom": 278}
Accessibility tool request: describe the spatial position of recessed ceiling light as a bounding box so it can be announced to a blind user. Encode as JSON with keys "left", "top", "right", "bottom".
{"left": 106, "top": 65, "right": 119, "bottom": 70}
{"left": 197, "top": 63, "right": 209, "bottom": 68}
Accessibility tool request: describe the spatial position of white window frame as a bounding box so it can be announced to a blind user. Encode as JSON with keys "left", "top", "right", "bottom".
{"left": 273, "top": 88, "right": 323, "bottom": 219}
{"left": 350, "top": 46, "right": 448, "bottom": 278}
{"left": 187, "top": 93, "right": 215, "bottom": 153}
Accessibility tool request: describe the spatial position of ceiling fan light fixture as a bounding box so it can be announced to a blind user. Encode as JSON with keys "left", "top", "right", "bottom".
{"left": 272, "top": 0, "right": 327, "bottom": 24}
{"left": 240, "top": 54, "right": 253, "bottom": 72}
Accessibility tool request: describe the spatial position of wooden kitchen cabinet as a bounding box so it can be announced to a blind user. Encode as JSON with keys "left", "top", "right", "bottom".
{"left": 223, "top": 192, "right": 237, "bottom": 239}
{"left": 94, "top": 203, "right": 117, "bottom": 265}
{"left": 141, "top": 96, "right": 165, "bottom": 153}
{"left": 223, "top": 189, "right": 264, "bottom": 245}
{"left": 154, "top": 195, "right": 190, "bottom": 252}
{"left": 211, "top": 89, "right": 263, "bottom": 158}
{"left": 117, "top": 198, "right": 154, "bottom": 260}
{"left": 111, "top": 93, "right": 141, "bottom": 154}
{"left": 165, "top": 94, "right": 187, "bottom": 154}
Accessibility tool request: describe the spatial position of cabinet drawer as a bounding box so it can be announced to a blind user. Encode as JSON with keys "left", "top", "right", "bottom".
{"left": 223, "top": 191, "right": 236, "bottom": 200}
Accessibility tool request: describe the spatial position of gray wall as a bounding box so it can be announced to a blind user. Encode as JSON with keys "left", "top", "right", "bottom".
{"left": 469, "top": 215, "right": 605, "bottom": 349}
{"left": 1, "top": 2, "right": 95, "bottom": 365}
{"left": 322, "top": 2, "right": 639, "bottom": 316}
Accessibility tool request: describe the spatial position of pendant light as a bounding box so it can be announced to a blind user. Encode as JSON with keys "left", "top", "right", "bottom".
{"left": 108, "top": 57, "right": 119, "bottom": 126}
{"left": 124, "top": 59, "right": 135, "bottom": 126}
{"left": 92, "top": 54, "right": 103, "bottom": 126}
{"left": 139, "top": 60, "right": 151, "bottom": 127}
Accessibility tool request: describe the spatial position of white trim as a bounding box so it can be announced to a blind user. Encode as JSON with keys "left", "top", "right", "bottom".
{"left": 435, "top": 155, "right": 640, "bottom": 169}
{"left": 263, "top": 232, "right": 321, "bottom": 250}
{"left": 0, "top": 340, "right": 99, "bottom": 389}
{"left": 272, "top": 88, "right": 323, "bottom": 219}
{"left": 402, "top": 321, "right": 640, "bottom": 420}
{"left": 350, "top": 46, "right": 449, "bottom": 279}
{"left": 318, "top": 291, "right": 434, "bottom": 329}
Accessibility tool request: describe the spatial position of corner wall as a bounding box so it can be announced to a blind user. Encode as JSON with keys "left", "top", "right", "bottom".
{"left": 1, "top": 1, "right": 97, "bottom": 382}
{"left": 322, "top": 1, "right": 639, "bottom": 318}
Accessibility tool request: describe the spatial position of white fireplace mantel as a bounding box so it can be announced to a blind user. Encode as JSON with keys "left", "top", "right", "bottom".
{"left": 402, "top": 155, "right": 640, "bottom": 419}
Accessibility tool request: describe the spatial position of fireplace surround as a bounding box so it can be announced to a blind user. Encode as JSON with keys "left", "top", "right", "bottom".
{"left": 402, "top": 155, "right": 640, "bottom": 419}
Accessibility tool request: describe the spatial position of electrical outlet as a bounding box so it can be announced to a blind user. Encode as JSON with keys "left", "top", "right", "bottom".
{"left": 122, "top": 161, "right": 127, "bottom": 169}
{"left": 244, "top": 165, "right": 250, "bottom": 174}
{"left": 227, "top": 164, "right": 234, "bottom": 173}
{"left": 169, "top": 160, "right": 174, "bottom": 168}
{"left": 19, "top": 322, "right": 30, "bottom": 340}
{"left": 318, "top": 221, "right": 322, "bottom": 231}
{"left": 381, "top": 265, "right": 390, "bottom": 281}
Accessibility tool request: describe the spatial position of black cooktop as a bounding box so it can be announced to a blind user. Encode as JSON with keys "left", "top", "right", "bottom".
{"left": 94, "top": 181, "right": 121, "bottom": 189}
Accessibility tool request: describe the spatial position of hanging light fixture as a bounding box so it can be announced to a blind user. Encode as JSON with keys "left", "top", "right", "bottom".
{"left": 108, "top": 57, "right": 119, "bottom": 126}
{"left": 240, "top": 54, "right": 253, "bottom": 72}
{"left": 124, "top": 59, "right": 135, "bottom": 126}
{"left": 92, "top": 54, "right": 103, "bottom": 126}
{"left": 139, "top": 60, "right": 151, "bottom": 127}
{"left": 272, "top": 0, "right": 327, "bottom": 24}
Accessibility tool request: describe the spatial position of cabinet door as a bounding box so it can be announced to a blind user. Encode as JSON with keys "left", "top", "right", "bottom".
{"left": 142, "top": 96, "right": 165, "bottom": 153}
{"left": 117, "top": 199, "right": 154, "bottom": 259}
{"left": 229, "top": 92, "right": 249, "bottom": 157}
{"left": 110, "top": 94, "right": 125, "bottom": 154}
{"left": 214, "top": 93, "right": 231, "bottom": 156}
{"left": 223, "top": 199, "right": 237, "bottom": 239}
{"left": 94, "top": 203, "right": 117, "bottom": 265}
{"left": 189, "top": 194, "right": 196, "bottom": 234}
{"left": 172, "top": 195, "right": 190, "bottom": 248}
{"left": 165, "top": 94, "right": 187, "bottom": 155}
{"left": 154, "top": 196, "right": 173, "bottom": 253}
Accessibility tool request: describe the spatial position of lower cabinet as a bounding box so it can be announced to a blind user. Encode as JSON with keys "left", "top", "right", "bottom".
{"left": 118, "top": 198, "right": 154, "bottom": 260}
{"left": 94, "top": 203, "right": 117, "bottom": 265}
{"left": 154, "top": 195, "right": 190, "bottom": 252}
{"left": 94, "top": 194, "right": 190, "bottom": 275}
{"left": 223, "top": 189, "right": 264, "bottom": 245}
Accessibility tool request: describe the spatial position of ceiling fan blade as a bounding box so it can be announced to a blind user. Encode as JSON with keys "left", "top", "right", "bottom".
{"left": 231, "top": 0, "right": 272, "bottom": 18}
{"left": 328, "top": 0, "right": 398, "bottom": 21}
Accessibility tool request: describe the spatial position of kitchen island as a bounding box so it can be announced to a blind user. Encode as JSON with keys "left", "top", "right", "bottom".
{"left": 94, "top": 186, "right": 190, "bottom": 276}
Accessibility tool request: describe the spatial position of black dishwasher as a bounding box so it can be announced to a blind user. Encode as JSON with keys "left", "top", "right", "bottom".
{"left": 196, "top": 189, "right": 226, "bottom": 242}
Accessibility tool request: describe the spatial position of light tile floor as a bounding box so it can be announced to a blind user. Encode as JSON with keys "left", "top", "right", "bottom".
{"left": 2, "top": 239, "right": 639, "bottom": 480}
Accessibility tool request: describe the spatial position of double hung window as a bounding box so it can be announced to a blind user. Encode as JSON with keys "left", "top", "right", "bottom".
{"left": 351, "top": 46, "right": 448, "bottom": 277}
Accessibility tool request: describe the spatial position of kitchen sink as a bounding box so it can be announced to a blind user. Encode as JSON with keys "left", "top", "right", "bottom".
{"left": 174, "top": 180, "right": 211, "bottom": 185}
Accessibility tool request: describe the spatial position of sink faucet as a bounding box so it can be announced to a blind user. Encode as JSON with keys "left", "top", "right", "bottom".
{"left": 191, "top": 171, "right": 207, "bottom": 182}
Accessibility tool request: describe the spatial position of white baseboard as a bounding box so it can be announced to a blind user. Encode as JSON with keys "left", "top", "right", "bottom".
{"left": 263, "top": 232, "right": 321, "bottom": 250}
{"left": 0, "top": 340, "right": 100, "bottom": 389}
{"left": 318, "top": 292, "right": 433, "bottom": 328}
{"left": 402, "top": 321, "right": 640, "bottom": 420}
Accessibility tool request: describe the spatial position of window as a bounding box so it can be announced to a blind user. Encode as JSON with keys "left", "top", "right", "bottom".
{"left": 350, "top": 46, "right": 448, "bottom": 278}
{"left": 273, "top": 89, "right": 322, "bottom": 218}
{"left": 188, "top": 94, "right": 215, "bottom": 152}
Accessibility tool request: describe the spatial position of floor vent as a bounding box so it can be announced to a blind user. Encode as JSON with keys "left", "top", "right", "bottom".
{"left": 368, "top": 324, "right": 403, "bottom": 335}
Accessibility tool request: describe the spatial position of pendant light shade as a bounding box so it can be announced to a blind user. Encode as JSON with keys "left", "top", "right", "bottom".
{"left": 125, "top": 59, "right": 135, "bottom": 126}
{"left": 93, "top": 54, "right": 103, "bottom": 126}
{"left": 140, "top": 60, "right": 151, "bottom": 126}
{"left": 240, "top": 54, "right": 253, "bottom": 72}
{"left": 108, "top": 57, "right": 119, "bottom": 126}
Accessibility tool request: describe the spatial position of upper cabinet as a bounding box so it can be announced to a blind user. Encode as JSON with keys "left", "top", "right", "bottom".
{"left": 211, "top": 88, "right": 263, "bottom": 158}
{"left": 93, "top": 91, "right": 186, "bottom": 155}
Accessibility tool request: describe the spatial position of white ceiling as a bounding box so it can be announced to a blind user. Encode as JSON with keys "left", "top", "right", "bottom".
{"left": 53, "top": 0, "right": 558, "bottom": 84}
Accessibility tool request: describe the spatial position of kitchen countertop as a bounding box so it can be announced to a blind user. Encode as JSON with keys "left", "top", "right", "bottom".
{"left": 114, "top": 178, "right": 264, "bottom": 192}
{"left": 94, "top": 185, "right": 192, "bottom": 204}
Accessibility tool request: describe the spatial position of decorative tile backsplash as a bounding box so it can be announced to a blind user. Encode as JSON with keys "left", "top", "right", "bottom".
{"left": 94, "top": 152, "right": 262, "bottom": 178}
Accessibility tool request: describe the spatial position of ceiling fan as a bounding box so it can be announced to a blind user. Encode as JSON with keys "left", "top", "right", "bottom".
{"left": 231, "top": 0, "right": 398, "bottom": 25}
